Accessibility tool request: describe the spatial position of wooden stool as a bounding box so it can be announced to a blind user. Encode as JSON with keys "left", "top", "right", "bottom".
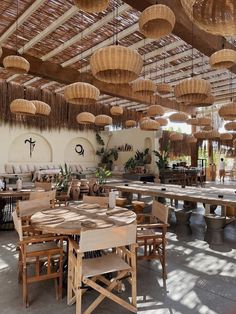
{"left": 115, "top": 197, "right": 127, "bottom": 207}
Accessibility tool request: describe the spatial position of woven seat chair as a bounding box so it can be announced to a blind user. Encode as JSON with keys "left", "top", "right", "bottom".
{"left": 82, "top": 195, "right": 109, "bottom": 207}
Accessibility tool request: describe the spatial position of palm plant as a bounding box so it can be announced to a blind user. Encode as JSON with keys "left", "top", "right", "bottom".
{"left": 153, "top": 143, "right": 170, "bottom": 170}
{"left": 56, "top": 163, "right": 71, "bottom": 192}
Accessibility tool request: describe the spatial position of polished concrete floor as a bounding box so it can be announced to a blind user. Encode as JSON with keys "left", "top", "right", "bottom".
{"left": 0, "top": 206, "right": 236, "bottom": 314}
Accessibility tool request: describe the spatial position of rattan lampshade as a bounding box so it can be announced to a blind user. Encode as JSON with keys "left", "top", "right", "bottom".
{"left": 139, "top": 4, "right": 175, "bottom": 39}
{"left": 181, "top": 0, "right": 236, "bottom": 36}
{"left": 95, "top": 114, "right": 112, "bottom": 126}
{"left": 219, "top": 102, "right": 236, "bottom": 120}
{"left": 10, "top": 99, "right": 36, "bottom": 115}
{"left": 64, "top": 82, "right": 100, "bottom": 105}
{"left": 169, "top": 112, "right": 188, "bottom": 123}
{"left": 220, "top": 133, "right": 233, "bottom": 141}
{"left": 193, "top": 131, "right": 207, "bottom": 139}
{"left": 32, "top": 100, "right": 51, "bottom": 116}
{"left": 202, "top": 125, "right": 213, "bottom": 131}
{"left": 0, "top": 47, "right": 2, "bottom": 58}
{"left": 125, "top": 120, "right": 136, "bottom": 128}
{"left": 206, "top": 130, "right": 220, "bottom": 140}
{"left": 170, "top": 132, "right": 183, "bottom": 141}
{"left": 233, "top": 138, "right": 236, "bottom": 148}
{"left": 189, "top": 94, "right": 215, "bottom": 107}
{"left": 74, "top": 0, "right": 108, "bottom": 13}
{"left": 140, "top": 118, "right": 160, "bottom": 131}
{"left": 186, "top": 117, "right": 199, "bottom": 125}
{"left": 156, "top": 83, "right": 172, "bottom": 95}
{"left": 76, "top": 112, "right": 95, "bottom": 125}
{"left": 110, "top": 105, "right": 123, "bottom": 116}
{"left": 155, "top": 117, "right": 168, "bottom": 126}
{"left": 131, "top": 78, "right": 156, "bottom": 96}
{"left": 90, "top": 45, "right": 143, "bottom": 84}
{"left": 174, "top": 78, "right": 211, "bottom": 103}
{"left": 3, "top": 55, "right": 30, "bottom": 74}
{"left": 197, "top": 117, "right": 212, "bottom": 126}
{"left": 186, "top": 135, "right": 197, "bottom": 144}
{"left": 225, "top": 121, "right": 236, "bottom": 131}
{"left": 209, "top": 49, "right": 236, "bottom": 69}
{"left": 147, "top": 105, "right": 165, "bottom": 117}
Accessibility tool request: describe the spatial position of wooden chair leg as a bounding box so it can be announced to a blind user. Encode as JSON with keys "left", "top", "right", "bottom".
{"left": 18, "top": 251, "right": 23, "bottom": 284}
{"left": 22, "top": 266, "right": 29, "bottom": 307}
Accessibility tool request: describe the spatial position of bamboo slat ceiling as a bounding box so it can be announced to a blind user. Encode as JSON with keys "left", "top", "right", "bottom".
{"left": 0, "top": 0, "right": 235, "bottom": 114}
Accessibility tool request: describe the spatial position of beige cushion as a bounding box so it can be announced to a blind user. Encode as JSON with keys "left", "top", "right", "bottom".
{"left": 70, "top": 164, "right": 77, "bottom": 172}
{"left": 27, "top": 164, "right": 35, "bottom": 172}
{"left": 5, "top": 164, "right": 14, "bottom": 174}
{"left": 76, "top": 164, "right": 83, "bottom": 172}
{"left": 34, "top": 165, "right": 40, "bottom": 171}
{"left": 13, "top": 165, "right": 21, "bottom": 174}
{"left": 20, "top": 164, "right": 28, "bottom": 173}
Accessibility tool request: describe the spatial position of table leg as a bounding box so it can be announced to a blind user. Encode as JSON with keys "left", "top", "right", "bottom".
{"left": 205, "top": 204, "right": 211, "bottom": 215}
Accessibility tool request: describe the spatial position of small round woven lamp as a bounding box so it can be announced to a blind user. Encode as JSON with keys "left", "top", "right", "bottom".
{"left": 139, "top": 4, "right": 175, "bottom": 39}
{"left": 181, "top": 0, "right": 236, "bottom": 36}
{"left": 32, "top": 100, "right": 51, "bottom": 116}
{"left": 125, "top": 120, "right": 136, "bottom": 128}
{"left": 147, "top": 105, "right": 165, "bottom": 117}
{"left": 225, "top": 121, "right": 236, "bottom": 131}
{"left": 3, "top": 55, "right": 30, "bottom": 74}
{"left": 155, "top": 117, "right": 168, "bottom": 126}
{"left": 110, "top": 105, "right": 123, "bottom": 116}
{"left": 209, "top": 49, "right": 236, "bottom": 69}
{"left": 174, "top": 78, "right": 211, "bottom": 103}
{"left": 73, "top": 0, "right": 108, "bottom": 13}
{"left": 131, "top": 78, "right": 156, "bottom": 96}
{"left": 76, "top": 112, "right": 95, "bottom": 125}
{"left": 186, "top": 135, "right": 197, "bottom": 144}
{"left": 170, "top": 132, "right": 183, "bottom": 141}
{"left": 156, "top": 83, "right": 172, "bottom": 95}
{"left": 10, "top": 99, "right": 36, "bottom": 115}
{"left": 169, "top": 112, "right": 188, "bottom": 123}
{"left": 186, "top": 117, "right": 199, "bottom": 125}
{"left": 206, "top": 130, "right": 220, "bottom": 140}
{"left": 90, "top": 45, "right": 143, "bottom": 84}
{"left": 233, "top": 139, "right": 236, "bottom": 148}
{"left": 220, "top": 133, "right": 233, "bottom": 141}
{"left": 219, "top": 102, "right": 236, "bottom": 120}
{"left": 194, "top": 131, "right": 207, "bottom": 139}
{"left": 197, "top": 117, "right": 212, "bottom": 126}
{"left": 190, "top": 94, "right": 215, "bottom": 107}
{"left": 140, "top": 118, "right": 160, "bottom": 131}
{"left": 64, "top": 82, "right": 100, "bottom": 105}
{"left": 202, "top": 125, "right": 213, "bottom": 131}
{"left": 95, "top": 114, "right": 112, "bottom": 126}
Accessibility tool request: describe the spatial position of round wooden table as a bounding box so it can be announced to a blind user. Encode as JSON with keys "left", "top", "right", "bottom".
{"left": 31, "top": 204, "right": 137, "bottom": 235}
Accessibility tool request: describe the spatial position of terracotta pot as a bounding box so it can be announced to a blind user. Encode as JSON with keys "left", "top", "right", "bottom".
{"left": 71, "top": 179, "right": 80, "bottom": 200}
{"left": 79, "top": 179, "right": 89, "bottom": 196}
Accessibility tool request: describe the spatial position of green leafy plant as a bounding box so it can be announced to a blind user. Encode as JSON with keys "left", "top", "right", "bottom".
{"left": 96, "top": 133, "right": 118, "bottom": 169}
{"left": 55, "top": 163, "right": 71, "bottom": 192}
{"left": 95, "top": 167, "right": 111, "bottom": 186}
{"left": 134, "top": 148, "right": 150, "bottom": 166}
{"left": 153, "top": 143, "right": 170, "bottom": 170}
{"left": 124, "top": 157, "right": 138, "bottom": 172}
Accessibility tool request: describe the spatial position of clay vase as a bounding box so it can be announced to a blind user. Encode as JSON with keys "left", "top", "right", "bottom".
{"left": 79, "top": 179, "right": 89, "bottom": 197}
{"left": 71, "top": 179, "right": 80, "bottom": 200}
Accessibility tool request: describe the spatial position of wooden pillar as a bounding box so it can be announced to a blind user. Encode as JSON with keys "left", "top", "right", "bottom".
{"left": 191, "top": 125, "right": 198, "bottom": 167}
{"left": 208, "top": 140, "right": 213, "bottom": 164}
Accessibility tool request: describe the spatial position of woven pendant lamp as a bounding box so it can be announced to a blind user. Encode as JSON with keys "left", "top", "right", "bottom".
{"left": 186, "top": 135, "right": 197, "bottom": 144}
{"left": 110, "top": 105, "right": 123, "bottom": 116}
{"left": 220, "top": 133, "right": 233, "bottom": 141}
{"left": 225, "top": 121, "right": 236, "bottom": 131}
{"left": 156, "top": 83, "right": 172, "bottom": 95}
{"left": 193, "top": 131, "right": 207, "bottom": 139}
{"left": 202, "top": 125, "right": 213, "bottom": 131}
{"left": 219, "top": 102, "right": 236, "bottom": 120}
{"left": 95, "top": 114, "right": 112, "bottom": 126}
{"left": 139, "top": 4, "right": 175, "bottom": 39}
{"left": 3, "top": 55, "right": 30, "bottom": 74}
{"left": 209, "top": 49, "right": 236, "bottom": 69}
{"left": 73, "top": 0, "right": 109, "bottom": 13}
{"left": 140, "top": 118, "right": 160, "bottom": 131}
{"left": 233, "top": 139, "right": 236, "bottom": 148}
{"left": 170, "top": 132, "right": 183, "bottom": 141}
{"left": 10, "top": 99, "right": 36, "bottom": 115}
{"left": 64, "top": 82, "right": 100, "bottom": 105}
{"left": 189, "top": 94, "right": 215, "bottom": 107}
{"left": 147, "top": 105, "right": 165, "bottom": 117}
{"left": 155, "top": 117, "right": 168, "bottom": 126}
{"left": 186, "top": 117, "right": 199, "bottom": 125}
{"left": 32, "top": 100, "right": 51, "bottom": 116}
{"left": 76, "top": 112, "right": 95, "bottom": 125}
{"left": 131, "top": 78, "right": 156, "bottom": 96}
{"left": 206, "top": 130, "right": 220, "bottom": 140}
{"left": 174, "top": 78, "right": 211, "bottom": 103}
{"left": 197, "top": 117, "right": 212, "bottom": 126}
{"left": 125, "top": 120, "right": 136, "bottom": 128}
{"left": 181, "top": 0, "right": 236, "bottom": 36}
{"left": 169, "top": 112, "right": 188, "bottom": 123}
{"left": 90, "top": 45, "right": 143, "bottom": 84}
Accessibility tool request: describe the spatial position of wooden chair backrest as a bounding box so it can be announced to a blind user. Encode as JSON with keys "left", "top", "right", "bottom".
{"left": 17, "top": 198, "right": 51, "bottom": 218}
{"left": 35, "top": 181, "right": 52, "bottom": 191}
{"left": 83, "top": 195, "right": 109, "bottom": 207}
{"left": 152, "top": 200, "right": 169, "bottom": 224}
{"left": 12, "top": 210, "right": 23, "bottom": 240}
{"left": 29, "top": 190, "right": 56, "bottom": 201}
{"left": 79, "top": 223, "right": 137, "bottom": 252}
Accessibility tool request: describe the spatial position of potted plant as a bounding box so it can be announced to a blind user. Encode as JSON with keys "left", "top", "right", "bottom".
{"left": 55, "top": 163, "right": 72, "bottom": 196}
{"left": 96, "top": 133, "right": 118, "bottom": 170}
{"left": 95, "top": 166, "right": 111, "bottom": 195}
{"left": 153, "top": 143, "right": 170, "bottom": 184}
{"left": 124, "top": 157, "right": 138, "bottom": 173}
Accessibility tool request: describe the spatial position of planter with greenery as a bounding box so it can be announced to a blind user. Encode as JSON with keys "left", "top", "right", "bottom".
{"left": 55, "top": 163, "right": 72, "bottom": 195}
{"left": 96, "top": 133, "right": 118, "bottom": 170}
{"left": 124, "top": 148, "right": 151, "bottom": 173}
{"left": 95, "top": 166, "right": 111, "bottom": 195}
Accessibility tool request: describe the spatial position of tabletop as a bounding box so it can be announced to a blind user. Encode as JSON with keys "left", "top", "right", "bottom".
{"left": 31, "top": 203, "right": 137, "bottom": 235}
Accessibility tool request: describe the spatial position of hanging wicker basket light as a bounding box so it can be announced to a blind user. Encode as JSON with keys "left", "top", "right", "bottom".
{"left": 169, "top": 112, "right": 188, "bottom": 123}
{"left": 95, "top": 114, "right": 112, "bottom": 126}
{"left": 194, "top": 131, "right": 207, "bottom": 139}
{"left": 110, "top": 105, "right": 123, "bottom": 116}
{"left": 181, "top": 0, "right": 236, "bottom": 36}
{"left": 76, "top": 112, "right": 95, "bottom": 125}
{"left": 64, "top": 82, "right": 100, "bottom": 105}
{"left": 233, "top": 139, "right": 236, "bottom": 148}
{"left": 155, "top": 117, "right": 168, "bottom": 126}
{"left": 206, "top": 130, "right": 220, "bottom": 140}
{"left": 156, "top": 83, "right": 172, "bottom": 95}
{"left": 174, "top": 78, "right": 211, "bottom": 103}
{"left": 139, "top": 4, "right": 175, "bottom": 39}
{"left": 3, "top": 55, "right": 30, "bottom": 74}
{"left": 73, "top": 0, "right": 109, "bottom": 13}
{"left": 140, "top": 118, "right": 160, "bottom": 131}
{"left": 219, "top": 102, "right": 236, "bottom": 120}
{"left": 209, "top": 49, "right": 236, "bottom": 69}
{"left": 147, "top": 105, "right": 165, "bottom": 117}
{"left": 170, "top": 132, "right": 184, "bottom": 141}
{"left": 197, "top": 117, "right": 212, "bottom": 126}
{"left": 131, "top": 78, "right": 156, "bottom": 96}
{"left": 225, "top": 121, "right": 236, "bottom": 131}
{"left": 189, "top": 94, "right": 215, "bottom": 107}
{"left": 90, "top": 45, "right": 143, "bottom": 84}
{"left": 125, "top": 120, "right": 136, "bottom": 128}
{"left": 10, "top": 99, "right": 36, "bottom": 115}
{"left": 31, "top": 100, "right": 51, "bottom": 116}
{"left": 220, "top": 133, "right": 233, "bottom": 141}
{"left": 186, "top": 135, "right": 197, "bottom": 144}
{"left": 202, "top": 125, "right": 213, "bottom": 131}
{"left": 186, "top": 117, "right": 199, "bottom": 125}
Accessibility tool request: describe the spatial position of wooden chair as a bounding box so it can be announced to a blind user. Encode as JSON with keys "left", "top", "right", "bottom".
{"left": 29, "top": 190, "right": 56, "bottom": 208}
{"left": 67, "top": 224, "right": 137, "bottom": 314}
{"left": 56, "top": 183, "right": 72, "bottom": 206}
{"left": 137, "top": 200, "right": 169, "bottom": 284}
{"left": 35, "top": 181, "right": 52, "bottom": 191}
{"left": 12, "top": 198, "right": 64, "bottom": 307}
{"left": 82, "top": 195, "right": 109, "bottom": 207}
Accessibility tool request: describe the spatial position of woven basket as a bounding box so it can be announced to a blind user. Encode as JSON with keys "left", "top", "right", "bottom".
{"left": 140, "top": 118, "right": 160, "bottom": 131}
{"left": 76, "top": 112, "right": 95, "bottom": 125}
{"left": 139, "top": 4, "right": 175, "bottom": 39}
{"left": 209, "top": 49, "right": 236, "bottom": 69}
{"left": 132, "top": 78, "right": 156, "bottom": 96}
{"left": 225, "top": 121, "right": 236, "bottom": 131}
{"left": 186, "top": 135, "right": 197, "bottom": 144}
{"left": 90, "top": 45, "right": 143, "bottom": 84}
{"left": 3, "top": 55, "right": 30, "bottom": 74}
{"left": 220, "top": 133, "right": 233, "bottom": 141}
{"left": 170, "top": 132, "right": 183, "bottom": 141}
{"left": 193, "top": 131, "right": 207, "bottom": 139}
{"left": 190, "top": 94, "right": 215, "bottom": 107}
{"left": 197, "top": 117, "right": 212, "bottom": 126}
{"left": 156, "top": 83, "right": 172, "bottom": 95}
{"left": 147, "top": 105, "right": 165, "bottom": 117}
{"left": 219, "top": 102, "right": 236, "bottom": 120}
{"left": 206, "top": 130, "right": 220, "bottom": 139}
{"left": 110, "top": 105, "right": 123, "bottom": 116}
{"left": 181, "top": 0, "right": 236, "bottom": 36}
{"left": 155, "top": 117, "right": 168, "bottom": 126}
{"left": 74, "top": 0, "right": 108, "bottom": 13}
{"left": 32, "top": 100, "right": 51, "bottom": 116}
{"left": 10, "top": 99, "right": 36, "bottom": 115}
{"left": 202, "top": 125, "right": 213, "bottom": 131}
{"left": 174, "top": 78, "right": 211, "bottom": 103}
{"left": 186, "top": 118, "right": 199, "bottom": 125}
{"left": 169, "top": 112, "right": 188, "bottom": 123}
{"left": 64, "top": 82, "right": 100, "bottom": 105}
{"left": 95, "top": 114, "right": 112, "bottom": 126}
{"left": 125, "top": 120, "right": 136, "bottom": 128}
